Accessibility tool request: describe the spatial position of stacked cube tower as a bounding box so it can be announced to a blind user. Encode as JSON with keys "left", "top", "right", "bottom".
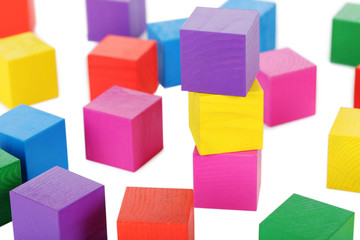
{"left": 180, "top": 7, "right": 263, "bottom": 211}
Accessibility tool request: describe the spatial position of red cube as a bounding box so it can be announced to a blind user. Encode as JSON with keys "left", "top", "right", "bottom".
{"left": 354, "top": 65, "right": 360, "bottom": 108}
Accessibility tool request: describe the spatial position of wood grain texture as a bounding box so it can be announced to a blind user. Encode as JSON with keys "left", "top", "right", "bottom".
{"left": 117, "top": 187, "right": 194, "bottom": 240}
{"left": 88, "top": 35, "right": 158, "bottom": 100}
{"left": 259, "top": 194, "right": 354, "bottom": 239}
{"left": 328, "top": 107, "right": 360, "bottom": 192}
{"left": 354, "top": 65, "right": 360, "bottom": 108}
{"left": 0, "top": 149, "right": 21, "bottom": 226}
{"left": 189, "top": 80, "right": 263, "bottom": 155}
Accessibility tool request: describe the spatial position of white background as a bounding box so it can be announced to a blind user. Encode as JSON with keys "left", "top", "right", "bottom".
{"left": 0, "top": 0, "right": 359, "bottom": 239}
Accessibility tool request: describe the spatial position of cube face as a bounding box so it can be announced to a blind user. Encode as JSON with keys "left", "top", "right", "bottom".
{"left": 0, "top": 149, "right": 22, "bottom": 226}
{"left": 180, "top": 7, "right": 259, "bottom": 97}
{"left": 327, "top": 107, "right": 360, "bottom": 193}
{"left": 88, "top": 35, "right": 158, "bottom": 100}
{"left": 147, "top": 18, "right": 187, "bottom": 88}
{"left": 117, "top": 187, "right": 194, "bottom": 240}
{"left": 0, "top": 104, "right": 68, "bottom": 182}
{"left": 10, "top": 167, "right": 107, "bottom": 240}
{"left": 257, "top": 48, "right": 316, "bottom": 126}
{"left": 0, "top": 32, "right": 58, "bottom": 108}
{"left": 193, "top": 148, "right": 261, "bottom": 211}
{"left": 86, "top": 0, "right": 146, "bottom": 41}
{"left": 331, "top": 3, "right": 360, "bottom": 66}
{"left": 0, "top": 0, "right": 35, "bottom": 38}
{"left": 221, "top": 0, "right": 276, "bottom": 52}
{"left": 84, "top": 86, "right": 163, "bottom": 172}
{"left": 189, "top": 80, "right": 263, "bottom": 155}
{"left": 354, "top": 65, "right": 360, "bottom": 108}
{"left": 259, "top": 194, "right": 354, "bottom": 240}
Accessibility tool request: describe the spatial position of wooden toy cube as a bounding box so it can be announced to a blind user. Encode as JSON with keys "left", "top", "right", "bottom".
{"left": 117, "top": 187, "right": 194, "bottom": 240}
{"left": 0, "top": 149, "right": 22, "bottom": 226}
{"left": 221, "top": 0, "right": 276, "bottom": 52}
{"left": 327, "top": 107, "right": 360, "bottom": 193}
{"left": 189, "top": 80, "right": 263, "bottom": 156}
{"left": 354, "top": 65, "right": 360, "bottom": 108}
{"left": 0, "top": 104, "right": 68, "bottom": 182}
{"left": 180, "top": 7, "right": 259, "bottom": 97}
{"left": 0, "top": 0, "right": 35, "bottom": 38}
{"left": 10, "top": 166, "right": 107, "bottom": 240}
{"left": 88, "top": 35, "right": 158, "bottom": 100}
{"left": 0, "top": 32, "right": 58, "bottom": 108}
{"left": 147, "top": 18, "right": 187, "bottom": 88}
{"left": 86, "top": 0, "right": 146, "bottom": 41}
{"left": 193, "top": 147, "right": 261, "bottom": 211}
{"left": 84, "top": 86, "right": 163, "bottom": 172}
{"left": 259, "top": 194, "right": 354, "bottom": 239}
{"left": 331, "top": 3, "right": 360, "bottom": 66}
{"left": 257, "top": 48, "right": 316, "bottom": 126}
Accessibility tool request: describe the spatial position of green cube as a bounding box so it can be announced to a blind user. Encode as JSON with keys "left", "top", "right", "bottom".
{"left": 259, "top": 194, "right": 354, "bottom": 240}
{"left": 0, "top": 149, "right": 22, "bottom": 226}
{"left": 331, "top": 3, "right": 360, "bottom": 66}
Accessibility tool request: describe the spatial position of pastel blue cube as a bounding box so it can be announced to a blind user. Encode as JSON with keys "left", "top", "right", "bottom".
{"left": 0, "top": 105, "right": 68, "bottom": 182}
{"left": 147, "top": 18, "right": 186, "bottom": 88}
{"left": 221, "top": 0, "right": 276, "bottom": 52}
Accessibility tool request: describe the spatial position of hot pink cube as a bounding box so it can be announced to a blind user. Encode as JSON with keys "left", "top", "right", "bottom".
{"left": 83, "top": 86, "right": 163, "bottom": 172}
{"left": 257, "top": 48, "right": 316, "bottom": 127}
{"left": 193, "top": 147, "right": 261, "bottom": 211}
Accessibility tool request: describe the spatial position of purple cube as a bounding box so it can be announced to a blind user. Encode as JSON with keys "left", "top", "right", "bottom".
{"left": 180, "top": 7, "right": 259, "bottom": 97}
{"left": 10, "top": 167, "right": 107, "bottom": 240}
{"left": 86, "top": 0, "right": 146, "bottom": 41}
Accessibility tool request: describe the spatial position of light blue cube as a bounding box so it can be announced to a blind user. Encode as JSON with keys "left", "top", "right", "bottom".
{"left": 0, "top": 104, "right": 68, "bottom": 182}
{"left": 221, "top": 0, "right": 276, "bottom": 52}
{"left": 147, "top": 18, "right": 187, "bottom": 88}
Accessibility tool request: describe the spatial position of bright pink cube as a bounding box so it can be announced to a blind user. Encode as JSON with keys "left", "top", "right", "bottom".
{"left": 193, "top": 147, "right": 261, "bottom": 211}
{"left": 257, "top": 48, "right": 316, "bottom": 127}
{"left": 83, "top": 86, "right": 163, "bottom": 172}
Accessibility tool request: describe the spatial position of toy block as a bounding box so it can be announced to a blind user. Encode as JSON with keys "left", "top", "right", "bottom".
{"left": 331, "top": 3, "right": 360, "bottom": 66}
{"left": 0, "top": 32, "right": 58, "bottom": 108}
{"left": 327, "top": 107, "right": 360, "bottom": 193}
{"left": 147, "top": 18, "right": 187, "bottom": 88}
{"left": 84, "top": 86, "right": 163, "bottom": 172}
{"left": 0, "top": 149, "right": 22, "bottom": 226}
{"left": 221, "top": 0, "right": 276, "bottom": 52}
{"left": 193, "top": 147, "right": 261, "bottom": 211}
{"left": 0, "top": 0, "right": 35, "bottom": 38}
{"left": 354, "top": 65, "right": 360, "bottom": 108}
{"left": 257, "top": 48, "right": 316, "bottom": 126}
{"left": 259, "top": 194, "right": 354, "bottom": 239}
{"left": 189, "top": 80, "right": 263, "bottom": 155}
{"left": 86, "top": 0, "right": 146, "bottom": 41}
{"left": 10, "top": 166, "right": 107, "bottom": 240}
{"left": 180, "top": 7, "right": 259, "bottom": 97}
{"left": 117, "top": 187, "right": 194, "bottom": 240}
{"left": 88, "top": 35, "right": 159, "bottom": 100}
{"left": 0, "top": 104, "right": 68, "bottom": 182}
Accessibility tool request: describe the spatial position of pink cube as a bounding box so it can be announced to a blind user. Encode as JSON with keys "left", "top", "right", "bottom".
{"left": 83, "top": 86, "right": 163, "bottom": 172}
{"left": 193, "top": 147, "right": 261, "bottom": 211}
{"left": 257, "top": 48, "right": 316, "bottom": 127}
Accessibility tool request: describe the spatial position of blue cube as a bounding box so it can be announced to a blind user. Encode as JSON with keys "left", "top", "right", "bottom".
{"left": 147, "top": 18, "right": 187, "bottom": 88}
{"left": 221, "top": 0, "right": 276, "bottom": 52}
{"left": 0, "top": 105, "right": 68, "bottom": 182}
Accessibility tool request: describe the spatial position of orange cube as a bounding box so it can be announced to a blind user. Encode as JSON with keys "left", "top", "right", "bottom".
{"left": 88, "top": 35, "right": 159, "bottom": 100}
{"left": 0, "top": 0, "right": 35, "bottom": 38}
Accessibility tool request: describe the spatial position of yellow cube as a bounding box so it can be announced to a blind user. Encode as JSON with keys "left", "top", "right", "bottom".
{"left": 189, "top": 80, "right": 264, "bottom": 155}
{"left": 328, "top": 107, "right": 360, "bottom": 192}
{"left": 0, "top": 32, "right": 58, "bottom": 108}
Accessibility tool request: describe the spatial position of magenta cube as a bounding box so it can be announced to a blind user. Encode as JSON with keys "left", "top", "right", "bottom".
{"left": 180, "top": 7, "right": 259, "bottom": 97}
{"left": 83, "top": 86, "right": 163, "bottom": 172}
{"left": 257, "top": 48, "right": 316, "bottom": 126}
{"left": 10, "top": 166, "right": 107, "bottom": 240}
{"left": 193, "top": 147, "right": 261, "bottom": 211}
{"left": 86, "top": 0, "right": 146, "bottom": 41}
